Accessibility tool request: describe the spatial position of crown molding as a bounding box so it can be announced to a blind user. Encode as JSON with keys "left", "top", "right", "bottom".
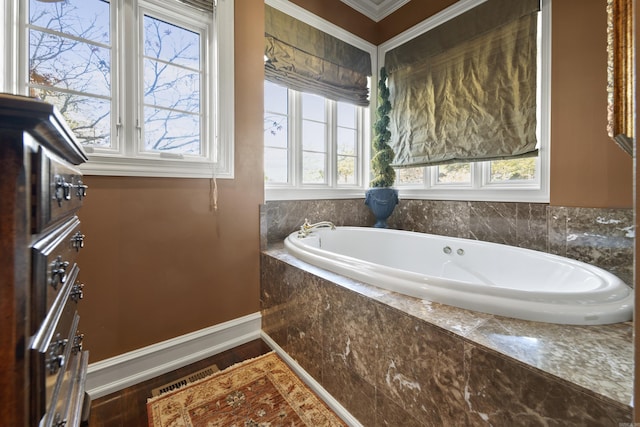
{"left": 339, "top": 0, "right": 410, "bottom": 22}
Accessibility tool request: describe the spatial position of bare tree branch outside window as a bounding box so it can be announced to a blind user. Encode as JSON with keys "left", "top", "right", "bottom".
{"left": 142, "top": 15, "right": 202, "bottom": 155}
{"left": 28, "top": 0, "right": 112, "bottom": 147}
{"left": 28, "top": 0, "right": 205, "bottom": 155}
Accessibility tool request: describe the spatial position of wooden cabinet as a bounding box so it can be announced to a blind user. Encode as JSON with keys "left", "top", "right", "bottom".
{"left": 0, "top": 93, "right": 90, "bottom": 426}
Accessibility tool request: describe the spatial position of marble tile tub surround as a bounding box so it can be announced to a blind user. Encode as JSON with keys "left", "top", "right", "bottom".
{"left": 261, "top": 199, "right": 634, "bottom": 286}
{"left": 261, "top": 248, "right": 633, "bottom": 426}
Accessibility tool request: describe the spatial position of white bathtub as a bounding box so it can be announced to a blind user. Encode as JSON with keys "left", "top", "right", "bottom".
{"left": 284, "top": 226, "right": 633, "bottom": 325}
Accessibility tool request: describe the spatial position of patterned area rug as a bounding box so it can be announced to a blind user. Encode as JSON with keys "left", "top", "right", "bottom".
{"left": 147, "top": 352, "right": 346, "bottom": 426}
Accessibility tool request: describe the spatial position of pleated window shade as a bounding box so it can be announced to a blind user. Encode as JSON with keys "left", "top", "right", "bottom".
{"left": 386, "top": 0, "right": 540, "bottom": 168}
{"left": 264, "top": 5, "right": 372, "bottom": 106}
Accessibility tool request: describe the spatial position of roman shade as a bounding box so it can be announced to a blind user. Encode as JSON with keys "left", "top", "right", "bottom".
{"left": 386, "top": 0, "right": 540, "bottom": 168}
{"left": 264, "top": 5, "right": 372, "bottom": 106}
{"left": 176, "top": 0, "right": 213, "bottom": 13}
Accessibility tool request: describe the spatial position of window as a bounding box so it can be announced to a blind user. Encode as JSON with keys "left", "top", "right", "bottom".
{"left": 382, "top": 0, "right": 550, "bottom": 203}
{"left": 140, "top": 12, "right": 204, "bottom": 156}
{"left": 28, "top": 0, "right": 112, "bottom": 147}
{"left": 264, "top": 80, "right": 366, "bottom": 198}
{"left": 6, "top": 0, "right": 233, "bottom": 178}
{"left": 263, "top": 0, "right": 375, "bottom": 200}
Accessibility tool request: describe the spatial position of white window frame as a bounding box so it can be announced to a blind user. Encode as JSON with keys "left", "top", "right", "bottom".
{"left": 265, "top": 86, "right": 368, "bottom": 199}
{"left": 2, "top": 0, "right": 234, "bottom": 179}
{"left": 264, "top": 0, "right": 377, "bottom": 201}
{"left": 378, "top": 0, "right": 551, "bottom": 203}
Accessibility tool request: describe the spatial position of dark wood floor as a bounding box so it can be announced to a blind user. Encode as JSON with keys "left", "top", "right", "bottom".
{"left": 87, "top": 339, "right": 272, "bottom": 427}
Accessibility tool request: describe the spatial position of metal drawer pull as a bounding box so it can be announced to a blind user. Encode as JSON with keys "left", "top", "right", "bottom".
{"left": 48, "top": 353, "right": 65, "bottom": 375}
{"left": 72, "top": 333, "right": 84, "bottom": 354}
{"left": 71, "top": 231, "right": 85, "bottom": 251}
{"left": 53, "top": 412, "right": 67, "bottom": 427}
{"left": 54, "top": 175, "right": 72, "bottom": 206}
{"left": 46, "top": 336, "right": 68, "bottom": 375}
{"left": 70, "top": 283, "right": 84, "bottom": 302}
{"left": 50, "top": 256, "right": 69, "bottom": 290}
{"left": 76, "top": 180, "right": 88, "bottom": 200}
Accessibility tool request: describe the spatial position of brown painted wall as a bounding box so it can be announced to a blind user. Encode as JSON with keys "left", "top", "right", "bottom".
{"left": 289, "top": 0, "right": 378, "bottom": 42}
{"left": 77, "top": 1, "right": 265, "bottom": 362}
{"left": 373, "top": 0, "right": 458, "bottom": 44}
{"left": 550, "top": 0, "right": 632, "bottom": 207}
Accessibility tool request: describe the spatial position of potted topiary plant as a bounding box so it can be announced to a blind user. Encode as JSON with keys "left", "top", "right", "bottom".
{"left": 365, "top": 67, "right": 399, "bottom": 228}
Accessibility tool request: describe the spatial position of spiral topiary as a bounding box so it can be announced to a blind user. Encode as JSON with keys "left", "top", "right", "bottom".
{"left": 370, "top": 67, "right": 396, "bottom": 188}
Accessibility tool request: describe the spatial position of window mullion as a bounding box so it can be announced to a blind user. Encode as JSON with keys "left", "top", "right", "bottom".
{"left": 473, "top": 162, "right": 484, "bottom": 189}
{"left": 3, "top": 0, "right": 20, "bottom": 94}
{"left": 134, "top": 1, "right": 145, "bottom": 157}
{"left": 120, "top": 0, "right": 138, "bottom": 157}
{"left": 356, "top": 105, "right": 365, "bottom": 187}
{"left": 426, "top": 165, "right": 436, "bottom": 189}
{"left": 290, "top": 89, "right": 300, "bottom": 186}
{"left": 328, "top": 99, "right": 336, "bottom": 187}
{"left": 113, "top": 0, "right": 125, "bottom": 156}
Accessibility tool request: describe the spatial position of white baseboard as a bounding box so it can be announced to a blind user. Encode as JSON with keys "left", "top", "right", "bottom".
{"left": 86, "top": 312, "right": 262, "bottom": 399}
{"left": 260, "top": 331, "right": 363, "bottom": 427}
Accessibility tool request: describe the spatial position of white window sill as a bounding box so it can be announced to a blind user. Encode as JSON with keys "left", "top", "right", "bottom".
{"left": 80, "top": 155, "right": 232, "bottom": 179}
{"left": 266, "top": 187, "right": 367, "bottom": 201}
{"left": 396, "top": 187, "right": 549, "bottom": 203}
{"left": 265, "top": 186, "right": 549, "bottom": 203}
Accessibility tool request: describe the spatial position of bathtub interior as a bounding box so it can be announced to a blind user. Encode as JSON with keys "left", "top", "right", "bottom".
{"left": 295, "top": 227, "right": 622, "bottom": 291}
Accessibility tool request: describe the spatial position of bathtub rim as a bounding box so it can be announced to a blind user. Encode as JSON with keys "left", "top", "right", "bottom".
{"left": 284, "top": 227, "right": 634, "bottom": 326}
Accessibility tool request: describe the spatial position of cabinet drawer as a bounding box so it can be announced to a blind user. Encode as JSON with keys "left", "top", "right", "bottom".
{"left": 45, "top": 350, "right": 90, "bottom": 427}
{"left": 33, "top": 146, "right": 87, "bottom": 233}
{"left": 32, "top": 217, "right": 85, "bottom": 334}
{"left": 30, "top": 266, "right": 84, "bottom": 427}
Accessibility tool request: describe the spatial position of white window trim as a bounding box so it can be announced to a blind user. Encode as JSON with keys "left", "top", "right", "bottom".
{"left": 264, "top": 0, "right": 377, "bottom": 201}
{"left": 266, "top": 88, "right": 367, "bottom": 199}
{"left": 2, "top": 0, "right": 234, "bottom": 179}
{"left": 2, "top": 1, "right": 19, "bottom": 92}
{"left": 378, "top": 0, "right": 551, "bottom": 203}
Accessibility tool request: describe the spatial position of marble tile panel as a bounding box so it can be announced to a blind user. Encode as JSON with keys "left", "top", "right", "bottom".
{"left": 376, "top": 293, "right": 492, "bottom": 337}
{"left": 515, "top": 203, "right": 548, "bottom": 251}
{"left": 259, "top": 254, "right": 289, "bottom": 345}
{"left": 563, "top": 207, "right": 634, "bottom": 286}
{"left": 374, "top": 306, "right": 468, "bottom": 425}
{"left": 424, "top": 200, "right": 471, "bottom": 237}
{"left": 284, "top": 272, "right": 324, "bottom": 380}
{"left": 259, "top": 203, "right": 268, "bottom": 250}
{"left": 469, "top": 201, "right": 518, "bottom": 245}
{"left": 547, "top": 206, "right": 568, "bottom": 257}
{"left": 375, "top": 392, "right": 426, "bottom": 427}
{"left": 388, "top": 199, "right": 471, "bottom": 238}
{"left": 263, "top": 199, "right": 373, "bottom": 244}
{"left": 465, "top": 317, "right": 634, "bottom": 405}
{"left": 386, "top": 199, "right": 430, "bottom": 232}
{"left": 463, "top": 343, "right": 633, "bottom": 426}
{"left": 320, "top": 356, "right": 377, "bottom": 427}
{"left": 321, "top": 283, "right": 382, "bottom": 387}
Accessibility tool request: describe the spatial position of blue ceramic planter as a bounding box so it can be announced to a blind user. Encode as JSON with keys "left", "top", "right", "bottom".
{"left": 365, "top": 187, "right": 399, "bottom": 228}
